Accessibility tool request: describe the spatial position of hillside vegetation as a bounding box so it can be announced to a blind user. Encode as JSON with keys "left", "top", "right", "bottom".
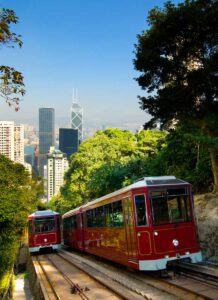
{"left": 49, "top": 127, "right": 213, "bottom": 214}
{"left": 0, "top": 155, "right": 42, "bottom": 296}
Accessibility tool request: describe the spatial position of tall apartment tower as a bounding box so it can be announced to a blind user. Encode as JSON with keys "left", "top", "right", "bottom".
{"left": 39, "top": 108, "right": 55, "bottom": 176}
{"left": 14, "top": 125, "right": 24, "bottom": 164}
{"left": 71, "top": 95, "right": 83, "bottom": 144}
{"left": 46, "top": 147, "right": 69, "bottom": 202}
{"left": 59, "top": 128, "right": 79, "bottom": 159}
{"left": 0, "top": 121, "right": 24, "bottom": 164}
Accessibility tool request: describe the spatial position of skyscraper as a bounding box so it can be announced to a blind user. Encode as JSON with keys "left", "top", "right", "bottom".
{"left": 0, "top": 121, "right": 24, "bottom": 164}
{"left": 46, "top": 147, "right": 69, "bottom": 202}
{"left": 14, "top": 124, "right": 24, "bottom": 164}
{"left": 59, "top": 128, "right": 78, "bottom": 159}
{"left": 39, "top": 108, "right": 55, "bottom": 176}
{"left": 71, "top": 95, "right": 83, "bottom": 144}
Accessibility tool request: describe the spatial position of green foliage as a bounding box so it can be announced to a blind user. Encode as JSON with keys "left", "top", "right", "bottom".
{"left": 134, "top": 0, "right": 217, "bottom": 129}
{"left": 0, "top": 155, "right": 39, "bottom": 276}
{"left": 49, "top": 126, "right": 213, "bottom": 214}
{"left": 49, "top": 129, "right": 166, "bottom": 213}
{"left": 0, "top": 8, "right": 25, "bottom": 110}
{"left": 145, "top": 124, "right": 212, "bottom": 192}
{"left": 0, "top": 270, "right": 12, "bottom": 298}
{"left": 0, "top": 8, "right": 22, "bottom": 47}
{"left": 134, "top": 0, "right": 218, "bottom": 189}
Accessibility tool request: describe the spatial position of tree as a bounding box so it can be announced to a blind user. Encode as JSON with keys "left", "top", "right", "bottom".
{"left": 0, "top": 155, "right": 39, "bottom": 278}
{"left": 134, "top": 0, "right": 218, "bottom": 190}
{"left": 146, "top": 124, "right": 212, "bottom": 192}
{"left": 0, "top": 8, "right": 25, "bottom": 110}
{"left": 49, "top": 129, "right": 138, "bottom": 213}
{"left": 49, "top": 129, "right": 166, "bottom": 213}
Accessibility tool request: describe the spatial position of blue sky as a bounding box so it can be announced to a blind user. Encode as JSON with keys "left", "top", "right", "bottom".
{"left": 0, "top": 0, "right": 181, "bottom": 127}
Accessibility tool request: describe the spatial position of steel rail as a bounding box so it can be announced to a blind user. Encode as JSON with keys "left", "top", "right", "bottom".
{"left": 46, "top": 254, "right": 90, "bottom": 300}
{"left": 61, "top": 250, "right": 215, "bottom": 300}
{"left": 57, "top": 250, "right": 146, "bottom": 300}
{"left": 36, "top": 256, "right": 61, "bottom": 300}
{"left": 175, "top": 261, "right": 218, "bottom": 284}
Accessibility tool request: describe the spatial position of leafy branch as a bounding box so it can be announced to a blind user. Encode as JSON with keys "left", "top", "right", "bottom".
{"left": 0, "top": 8, "right": 25, "bottom": 109}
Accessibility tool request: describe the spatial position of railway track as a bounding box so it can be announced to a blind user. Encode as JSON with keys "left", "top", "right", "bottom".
{"left": 174, "top": 261, "right": 218, "bottom": 285}
{"left": 160, "top": 261, "right": 218, "bottom": 299}
{"left": 59, "top": 249, "right": 218, "bottom": 300}
{"left": 32, "top": 252, "right": 147, "bottom": 300}
{"left": 58, "top": 249, "right": 180, "bottom": 300}
{"left": 32, "top": 256, "right": 61, "bottom": 300}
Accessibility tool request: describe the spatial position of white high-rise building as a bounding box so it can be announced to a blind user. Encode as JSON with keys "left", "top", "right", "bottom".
{"left": 14, "top": 124, "right": 24, "bottom": 164}
{"left": 0, "top": 121, "right": 24, "bottom": 164}
{"left": 71, "top": 91, "right": 83, "bottom": 144}
{"left": 46, "top": 147, "right": 69, "bottom": 202}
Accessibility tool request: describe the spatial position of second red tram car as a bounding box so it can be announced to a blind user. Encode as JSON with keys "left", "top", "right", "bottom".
{"left": 62, "top": 176, "right": 202, "bottom": 270}
{"left": 28, "top": 210, "right": 61, "bottom": 253}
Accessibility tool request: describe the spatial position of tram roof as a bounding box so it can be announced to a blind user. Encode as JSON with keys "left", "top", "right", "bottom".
{"left": 28, "top": 210, "right": 60, "bottom": 217}
{"left": 63, "top": 176, "right": 189, "bottom": 218}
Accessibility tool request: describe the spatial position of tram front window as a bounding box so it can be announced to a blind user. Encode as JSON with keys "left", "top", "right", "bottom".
{"left": 150, "top": 188, "right": 192, "bottom": 225}
{"left": 35, "top": 217, "right": 55, "bottom": 233}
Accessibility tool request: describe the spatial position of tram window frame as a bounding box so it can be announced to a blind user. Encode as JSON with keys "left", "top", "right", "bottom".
{"left": 134, "top": 194, "right": 147, "bottom": 227}
{"left": 149, "top": 188, "right": 192, "bottom": 225}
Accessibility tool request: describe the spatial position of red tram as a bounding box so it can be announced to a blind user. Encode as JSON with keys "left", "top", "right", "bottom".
{"left": 62, "top": 176, "right": 202, "bottom": 270}
{"left": 28, "top": 210, "right": 61, "bottom": 253}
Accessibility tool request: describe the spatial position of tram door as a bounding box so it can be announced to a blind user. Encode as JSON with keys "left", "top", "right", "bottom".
{"left": 123, "top": 197, "right": 137, "bottom": 261}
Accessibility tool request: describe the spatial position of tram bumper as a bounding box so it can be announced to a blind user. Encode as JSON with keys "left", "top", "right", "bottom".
{"left": 139, "top": 251, "right": 202, "bottom": 270}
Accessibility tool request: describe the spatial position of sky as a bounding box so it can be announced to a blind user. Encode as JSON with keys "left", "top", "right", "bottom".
{"left": 0, "top": 0, "right": 181, "bottom": 128}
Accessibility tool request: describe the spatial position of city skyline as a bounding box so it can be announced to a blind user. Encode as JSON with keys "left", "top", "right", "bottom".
{"left": 0, "top": 0, "right": 181, "bottom": 127}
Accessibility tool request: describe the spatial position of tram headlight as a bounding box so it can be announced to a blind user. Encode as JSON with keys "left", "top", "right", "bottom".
{"left": 172, "top": 239, "right": 179, "bottom": 247}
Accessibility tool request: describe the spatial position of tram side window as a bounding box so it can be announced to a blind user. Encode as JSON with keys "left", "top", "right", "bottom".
{"left": 135, "top": 194, "right": 147, "bottom": 226}
{"left": 67, "top": 218, "right": 72, "bottom": 229}
{"left": 86, "top": 210, "right": 92, "bottom": 227}
{"left": 113, "top": 201, "right": 124, "bottom": 227}
{"left": 105, "top": 203, "right": 113, "bottom": 227}
{"left": 71, "top": 215, "right": 77, "bottom": 229}
{"left": 91, "top": 209, "right": 97, "bottom": 228}
{"left": 63, "top": 218, "right": 70, "bottom": 230}
{"left": 96, "top": 206, "right": 105, "bottom": 227}
{"left": 28, "top": 220, "right": 33, "bottom": 233}
{"left": 82, "top": 212, "right": 86, "bottom": 228}
{"left": 57, "top": 216, "right": 60, "bottom": 229}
